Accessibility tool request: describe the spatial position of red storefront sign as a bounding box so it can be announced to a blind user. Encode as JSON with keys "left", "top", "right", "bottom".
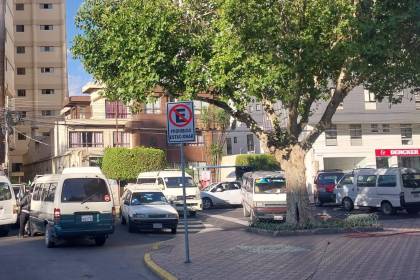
{"left": 375, "top": 149, "right": 420, "bottom": 157}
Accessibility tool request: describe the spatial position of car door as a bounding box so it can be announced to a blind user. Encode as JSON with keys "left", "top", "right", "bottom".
{"left": 0, "top": 181, "right": 15, "bottom": 224}
{"left": 335, "top": 174, "right": 355, "bottom": 203}
{"left": 225, "top": 182, "right": 242, "bottom": 205}
{"left": 210, "top": 183, "right": 230, "bottom": 205}
{"left": 123, "top": 191, "right": 131, "bottom": 221}
{"left": 355, "top": 174, "right": 377, "bottom": 207}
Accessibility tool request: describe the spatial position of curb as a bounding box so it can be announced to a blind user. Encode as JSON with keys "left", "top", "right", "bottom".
{"left": 144, "top": 243, "right": 178, "bottom": 280}
{"left": 247, "top": 226, "right": 384, "bottom": 237}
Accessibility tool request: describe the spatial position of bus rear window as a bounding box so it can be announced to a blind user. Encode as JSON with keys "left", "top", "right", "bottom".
{"left": 254, "top": 177, "right": 286, "bottom": 194}
{"left": 61, "top": 178, "right": 109, "bottom": 202}
{"left": 403, "top": 173, "right": 420, "bottom": 189}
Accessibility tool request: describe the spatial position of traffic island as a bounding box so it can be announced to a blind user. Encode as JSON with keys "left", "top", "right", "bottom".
{"left": 247, "top": 213, "right": 383, "bottom": 236}
{"left": 144, "top": 242, "right": 178, "bottom": 280}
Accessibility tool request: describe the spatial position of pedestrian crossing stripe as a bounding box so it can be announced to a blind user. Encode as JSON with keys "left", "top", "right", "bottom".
{"left": 177, "top": 219, "right": 222, "bottom": 234}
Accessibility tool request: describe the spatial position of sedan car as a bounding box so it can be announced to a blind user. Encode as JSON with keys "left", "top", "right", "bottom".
{"left": 201, "top": 181, "right": 242, "bottom": 209}
{"left": 120, "top": 185, "right": 179, "bottom": 233}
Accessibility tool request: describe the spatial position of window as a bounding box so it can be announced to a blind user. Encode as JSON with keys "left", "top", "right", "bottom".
{"left": 247, "top": 134, "right": 254, "bottom": 151}
{"left": 69, "top": 131, "right": 104, "bottom": 148}
{"left": 341, "top": 175, "right": 354, "bottom": 185}
{"left": 371, "top": 124, "right": 379, "bottom": 133}
{"left": 16, "top": 46, "right": 25, "bottom": 54}
{"left": 325, "top": 124, "right": 337, "bottom": 146}
{"left": 401, "top": 124, "right": 413, "bottom": 145}
{"left": 382, "top": 124, "right": 390, "bottom": 133}
{"left": 357, "top": 175, "right": 377, "bottom": 187}
{"left": 41, "top": 67, "right": 54, "bottom": 73}
{"left": 16, "top": 3, "right": 24, "bottom": 10}
{"left": 376, "top": 157, "right": 389, "bottom": 169}
{"left": 233, "top": 137, "right": 238, "bottom": 144}
{"left": 187, "top": 133, "right": 204, "bottom": 147}
{"left": 350, "top": 124, "right": 362, "bottom": 146}
{"left": 137, "top": 178, "right": 157, "bottom": 184}
{"left": 61, "top": 178, "right": 109, "bottom": 202}
{"left": 32, "top": 184, "right": 41, "bottom": 201}
{"left": 130, "top": 192, "right": 167, "bottom": 205}
{"left": 11, "top": 163, "right": 23, "bottom": 173}
{"left": 40, "top": 25, "right": 53, "bottom": 30}
{"left": 113, "top": 132, "right": 130, "bottom": 147}
{"left": 41, "top": 89, "right": 55, "bottom": 95}
{"left": 17, "top": 89, "right": 26, "bottom": 97}
{"left": 42, "top": 132, "right": 50, "bottom": 137}
{"left": 0, "top": 183, "right": 12, "bottom": 201}
{"left": 41, "top": 110, "right": 54, "bottom": 116}
{"left": 17, "top": 111, "right": 26, "bottom": 119}
{"left": 415, "top": 94, "right": 420, "bottom": 110}
{"left": 45, "top": 183, "right": 57, "bottom": 202}
{"left": 193, "top": 100, "right": 209, "bottom": 114}
{"left": 377, "top": 175, "right": 396, "bottom": 187}
{"left": 226, "top": 138, "right": 232, "bottom": 155}
{"left": 364, "top": 89, "right": 376, "bottom": 102}
{"left": 17, "top": 68, "right": 26, "bottom": 75}
{"left": 40, "top": 3, "right": 53, "bottom": 9}
{"left": 144, "top": 99, "right": 161, "bottom": 114}
{"left": 256, "top": 103, "right": 262, "bottom": 111}
{"left": 105, "top": 101, "right": 128, "bottom": 118}
{"left": 17, "top": 133, "right": 26, "bottom": 140}
{"left": 16, "top": 25, "right": 24, "bottom": 32}
{"left": 40, "top": 46, "right": 54, "bottom": 52}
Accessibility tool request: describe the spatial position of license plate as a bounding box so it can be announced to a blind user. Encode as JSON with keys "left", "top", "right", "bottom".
{"left": 81, "top": 215, "right": 93, "bottom": 222}
{"left": 153, "top": 223, "right": 163, "bottom": 229}
{"left": 273, "top": 215, "right": 284, "bottom": 221}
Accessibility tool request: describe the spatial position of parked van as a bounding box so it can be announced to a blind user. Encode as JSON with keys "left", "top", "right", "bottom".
{"left": 241, "top": 171, "right": 287, "bottom": 222}
{"left": 30, "top": 168, "right": 115, "bottom": 247}
{"left": 0, "top": 176, "right": 18, "bottom": 236}
{"left": 336, "top": 168, "right": 420, "bottom": 215}
{"left": 136, "top": 171, "right": 202, "bottom": 215}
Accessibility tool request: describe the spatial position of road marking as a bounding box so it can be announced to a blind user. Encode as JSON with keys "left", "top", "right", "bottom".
{"left": 200, "top": 213, "right": 249, "bottom": 226}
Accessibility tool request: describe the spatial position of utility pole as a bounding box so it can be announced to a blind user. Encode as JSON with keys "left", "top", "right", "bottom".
{"left": 115, "top": 102, "right": 119, "bottom": 147}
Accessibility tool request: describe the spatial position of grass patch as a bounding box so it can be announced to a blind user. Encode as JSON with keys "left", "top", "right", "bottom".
{"left": 250, "top": 213, "right": 381, "bottom": 232}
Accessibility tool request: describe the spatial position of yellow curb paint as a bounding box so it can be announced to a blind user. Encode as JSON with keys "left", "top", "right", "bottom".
{"left": 152, "top": 242, "right": 161, "bottom": 250}
{"left": 144, "top": 252, "right": 178, "bottom": 280}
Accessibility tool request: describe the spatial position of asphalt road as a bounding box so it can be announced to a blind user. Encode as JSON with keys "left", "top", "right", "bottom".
{"left": 0, "top": 208, "right": 248, "bottom": 280}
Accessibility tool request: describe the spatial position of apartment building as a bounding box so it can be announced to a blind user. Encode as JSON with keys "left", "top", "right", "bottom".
{"left": 2, "top": 0, "right": 67, "bottom": 182}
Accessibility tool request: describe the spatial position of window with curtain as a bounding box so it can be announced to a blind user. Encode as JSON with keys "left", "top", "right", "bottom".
{"left": 113, "top": 132, "right": 130, "bottom": 147}
{"left": 69, "top": 132, "right": 103, "bottom": 148}
{"left": 105, "top": 101, "right": 128, "bottom": 118}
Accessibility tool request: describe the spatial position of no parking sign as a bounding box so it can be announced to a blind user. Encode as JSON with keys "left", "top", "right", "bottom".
{"left": 167, "top": 101, "right": 196, "bottom": 144}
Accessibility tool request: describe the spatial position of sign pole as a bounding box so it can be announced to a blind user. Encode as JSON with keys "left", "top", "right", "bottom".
{"left": 180, "top": 142, "right": 191, "bottom": 263}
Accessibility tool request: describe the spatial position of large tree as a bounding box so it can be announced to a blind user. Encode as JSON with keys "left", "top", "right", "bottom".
{"left": 73, "top": 0, "right": 420, "bottom": 225}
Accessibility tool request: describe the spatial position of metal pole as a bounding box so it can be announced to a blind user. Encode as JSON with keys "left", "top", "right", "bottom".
{"left": 180, "top": 143, "right": 191, "bottom": 263}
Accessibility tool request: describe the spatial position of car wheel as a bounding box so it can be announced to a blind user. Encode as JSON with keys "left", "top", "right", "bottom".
{"left": 407, "top": 208, "right": 419, "bottom": 215}
{"left": 171, "top": 227, "right": 177, "bottom": 234}
{"left": 342, "top": 198, "right": 354, "bottom": 212}
{"left": 94, "top": 236, "right": 107, "bottom": 246}
{"left": 128, "top": 218, "right": 136, "bottom": 233}
{"left": 381, "top": 201, "right": 396, "bottom": 215}
{"left": 243, "top": 203, "right": 250, "bottom": 217}
{"left": 202, "top": 198, "right": 213, "bottom": 210}
{"left": 121, "top": 215, "right": 126, "bottom": 225}
{"left": 45, "top": 224, "right": 55, "bottom": 248}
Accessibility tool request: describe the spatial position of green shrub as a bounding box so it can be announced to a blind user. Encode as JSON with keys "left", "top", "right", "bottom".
{"left": 101, "top": 147, "right": 166, "bottom": 181}
{"left": 236, "top": 154, "right": 280, "bottom": 171}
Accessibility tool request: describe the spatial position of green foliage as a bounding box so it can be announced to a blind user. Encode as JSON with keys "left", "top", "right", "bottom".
{"left": 236, "top": 154, "right": 280, "bottom": 171}
{"left": 101, "top": 147, "right": 166, "bottom": 181}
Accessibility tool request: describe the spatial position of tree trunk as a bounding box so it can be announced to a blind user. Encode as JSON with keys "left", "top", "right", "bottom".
{"left": 275, "top": 145, "right": 312, "bottom": 226}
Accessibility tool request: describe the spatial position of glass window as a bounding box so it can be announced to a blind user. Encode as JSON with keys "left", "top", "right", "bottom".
{"left": 16, "top": 25, "right": 24, "bottom": 32}
{"left": 0, "top": 183, "right": 12, "bottom": 201}
{"left": 44, "top": 183, "right": 57, "bottom": 202}
{"left": 40, "top": 46, "right": 54, "bottom": 52}
{"left": 256, "top": 103, "right": 262, "bottom": 111}
{"left": 61, "top": 178, "right": 109, "bottom": 202}
{"left": 371, "top": 124, "right": 379, "bottom": 133}
{"left": 377, "top": 175, "right": 396, "bottom": 187}
{"left": 41, "top": 67, "right": 54, "bottom": 73}
{"left": 193, "top": 101, "right": 209, "bottom": 114}
{"left": 187, "top": 133, "right": 204, "bottom": 147}
{"left": 17, "top": 133, "right": 26, "bottom": 140}
{"left": 16, "top": 46, "right": 25, "bottom": 54}
{"left": 401, "top": 124, "right": 413, "bottom": 145}
{"left": 17, "top": 68, "right": 26, "bottom": 75}
{"left": 113, "top": 131, "right": 130, "bottom": 147}
{"left": 247, "top": 134, "right": 254, "bottom": 151}
{"left": 40, "top": 25, "right": 53, "bottom": 30}
{"left": 341, "top": 175, "right": 354, "bottom": 185}
{"left": 350, "top": 124, "right": 362, "bottom": 146}
{"left": 136, "top": 178, "right": 156, "bottom": 184}
{"left": 69, "top": 131, "right": 103, "bottom": 148}
{"left": 40, "top": 184, "right": 49, "bottom": 201}
{"left": 145, "top": 99, "right": 161, "bottom": 114}
{"left": 105, "top": 101, "right": 128, "bottom": 118}
{"left": 233, "top": 137, "right": 238, "bottom": 144}
{"left": 364, "top": 89, "right": 376, "bottom": 102}
{"left": 325, "top": 125, "right": 337, "bottom": 146}
{"left": 357, "top": 175, "right": 377, "bottom": 187}
{"left": 164, "top": 177, "right": 195, "bottom": 188}
{"left": 40, "top": 3, "right": 53, "bottom": 9}
{"left": 130, "top": 192, "right": 167, "bottom": 205}
{"left": 17, "top": 89, "right": 26, "bottom": 97}
{"left": 254, "top": 177, "right": 286, "bottom": 194}
{"left": 382, "top": 124, "right": 391, "bottom": 133}
{"left": 318, "top": 173, "right": 344, "bottom": 184}
{"left": 41, "top": 110, "right": 54, "bottom": 116}
{"left": 16, "top": 4, "right": 24, "bottom": 10}
{"left": 402, "top": 173, "right": 420, "bottom": 188}
{"left": 41, "top": 89, "right": 55, "bottom": 95}
{"left": 228, "top": 182, "right": 241, "bottom": 190}
{"left": 32, "top": 184, "right": 41, "bottom": 201}
{"left": 226, "top": 138, "right": 232, "bottom": 155}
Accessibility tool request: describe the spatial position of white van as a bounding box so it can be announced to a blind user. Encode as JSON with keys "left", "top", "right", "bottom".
{"left": 137, "top": 171, "right": 202, "bottom": 215}
{"left": 241, "top": 171, "right": 287, "bottom": 222}
{"left": 0, "top": 176, "right": 18, "bottom": 236}
{"left": 30, "top": 168, "right": 115, "bottom": 247}
{"left": 336, "top": 168, "right": 420, "bottom": 215}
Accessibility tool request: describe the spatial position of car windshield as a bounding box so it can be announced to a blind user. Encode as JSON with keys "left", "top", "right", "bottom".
{"left": 254, "top": 177, "right": 286, "bottom": 194}
{"left": 61, "top": 178, "right": 109, "bottom": 202}
{"left": 0, "top": 182, "right": 12, "bottom": 201}
{"left": 165, "top": 177, "right": 195, "bottom": 188}
{"left": 402, "top": 173, "right": 420, "bottom": 188}
{"left": 131, "top": 192, "right": 167, "bottom": 205}
{"left": 318, "top": 173, "right": 344, "bottom": 184}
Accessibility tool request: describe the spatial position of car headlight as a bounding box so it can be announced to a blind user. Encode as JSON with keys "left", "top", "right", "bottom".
{"left": 133, "top": 213, "right": 146, "bottom": 218}
{"left": 167, "top": 213, "right": 178, "bottom": 219}
{"left": 254, "top": 202, "right": 265, "bottom": 207}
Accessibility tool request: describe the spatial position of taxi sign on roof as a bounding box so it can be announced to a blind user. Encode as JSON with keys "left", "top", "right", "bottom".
{"left": 167, "top": 101, "right": 196, "bottom": 144}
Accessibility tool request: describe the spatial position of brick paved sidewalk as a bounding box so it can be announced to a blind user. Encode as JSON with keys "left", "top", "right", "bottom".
{"left": 150, "top": 219, "right": 420, "bottom": 280}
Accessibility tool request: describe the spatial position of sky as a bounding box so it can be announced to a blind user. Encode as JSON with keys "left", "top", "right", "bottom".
{"left": 66, "top": 0, "right": 92, "bottom": 96}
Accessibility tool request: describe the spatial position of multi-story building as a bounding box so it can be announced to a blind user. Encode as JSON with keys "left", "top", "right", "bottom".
{"left": 1, "top": 1, "right": 67, "bottom": 182}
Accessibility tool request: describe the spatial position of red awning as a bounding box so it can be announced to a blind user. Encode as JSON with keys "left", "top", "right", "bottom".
{"left": 375, "top": 149, "right": 420, "bottom": 157}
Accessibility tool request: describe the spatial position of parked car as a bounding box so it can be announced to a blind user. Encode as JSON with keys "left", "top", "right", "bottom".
{"left": 120, "top": 184, "right": 179, "bottom": 233}
{"left": 29, "top": 167, "right": 115, "bottom": 248}
{"left": 241, "top": 171, "right": 287, "bottom": 223}
{"left": 336, "top": 167, "right": 420, "bottom": 215}
{"left": 0, "top": 176, "right": 18, "bottom": 236}
{"left": 201, "top": 181, "right": 242, "bottom": 209}
{"left": 313, "top": 170, "right": 344, "bottom": 206}
{"left": 137, "top": 170, "right": 202, "bottom": 215}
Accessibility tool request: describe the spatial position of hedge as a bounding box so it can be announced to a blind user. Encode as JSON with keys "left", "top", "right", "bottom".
{"left": 235, "top": 154, "right": 280, "bottom": 171}
{"left": 101, "top": 147, "right": 166, "bottom": 181}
